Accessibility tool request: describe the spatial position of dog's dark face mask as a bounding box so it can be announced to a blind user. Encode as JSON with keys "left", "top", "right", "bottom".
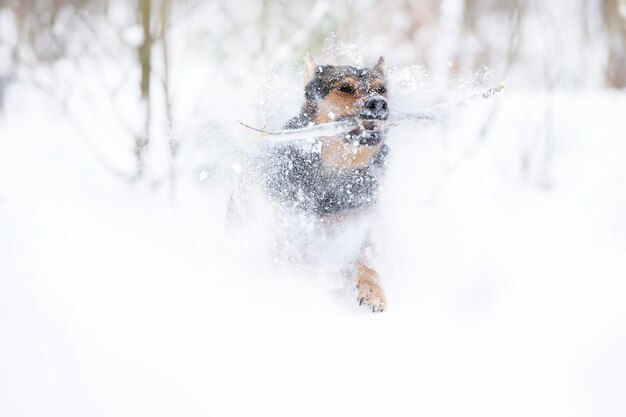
{"left": 303, "top": 56, "right": 389, "bottom": 146}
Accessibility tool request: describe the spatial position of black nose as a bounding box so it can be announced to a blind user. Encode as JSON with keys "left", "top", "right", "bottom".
{"left": 362, "top": 96, "right": 389, "bottom": 119}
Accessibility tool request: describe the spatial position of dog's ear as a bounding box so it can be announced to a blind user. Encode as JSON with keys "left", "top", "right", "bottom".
{"left": 373, "top": 56, "right": 386, "bottom": 74}
{"left": 304, "top": 52, "right": 318, "bottom": 83}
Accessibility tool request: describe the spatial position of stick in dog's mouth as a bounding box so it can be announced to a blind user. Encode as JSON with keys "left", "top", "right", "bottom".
{"left": 238, "top": 79, "right": 507, "bottom": 143}
{"left": 344, "top": 119, "right": 384, "bottom": 146}
{"left": 345, "top": 118, "right": 387, "bottom": 146}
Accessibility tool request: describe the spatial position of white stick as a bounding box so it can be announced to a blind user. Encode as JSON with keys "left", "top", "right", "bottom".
{"left": 240, "top": 81, "right": 506, "bottom": 143}
{"left": 238, "top": 119, "right": 359, "bottom": 143}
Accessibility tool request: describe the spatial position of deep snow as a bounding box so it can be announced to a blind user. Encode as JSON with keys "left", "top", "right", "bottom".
{"left": 1, "top": 75, "right": 626, "bottom": 417}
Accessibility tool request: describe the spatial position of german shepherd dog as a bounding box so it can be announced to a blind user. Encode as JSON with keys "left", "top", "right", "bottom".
{"left": 234, "top": 54, "right": 390, "bottom": 312}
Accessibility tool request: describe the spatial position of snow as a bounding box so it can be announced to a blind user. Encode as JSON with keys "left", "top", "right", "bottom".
{"left": 1, "top": 1, "right": 626, "bottom": 410}
{"left": 2, "top": 75, "right": 626, "bottom": 416}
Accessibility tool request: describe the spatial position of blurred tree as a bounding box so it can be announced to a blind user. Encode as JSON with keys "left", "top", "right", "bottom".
{"left": 603, "top": 0, "right": 626, "bottom": 87}
{"left": 0, "top": 0, "right": 622, "bottom": 191}
{"left": 134, "top": 0, "right": 152, "bottom": 180}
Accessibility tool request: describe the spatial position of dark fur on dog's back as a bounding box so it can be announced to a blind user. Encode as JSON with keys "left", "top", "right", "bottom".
{"left": 260, "top": 142, "right": 388, "bottom": 216}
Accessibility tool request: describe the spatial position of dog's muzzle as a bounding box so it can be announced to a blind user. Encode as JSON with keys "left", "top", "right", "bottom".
{"left": 344, "top": 95, "right": 389, "bottom": 146}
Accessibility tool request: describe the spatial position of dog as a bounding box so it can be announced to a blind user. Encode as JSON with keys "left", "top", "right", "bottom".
{"left": 232, "top": 54, "right": 390, "bottom": 312}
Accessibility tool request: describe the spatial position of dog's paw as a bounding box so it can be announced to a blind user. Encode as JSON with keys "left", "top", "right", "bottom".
{"left": 356, "top": 279, "right": 387, "bottom": 313}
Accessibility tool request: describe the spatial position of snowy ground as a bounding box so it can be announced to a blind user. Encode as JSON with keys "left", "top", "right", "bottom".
{"left": 1, "top": 79, "right": 626, "bottom": 416}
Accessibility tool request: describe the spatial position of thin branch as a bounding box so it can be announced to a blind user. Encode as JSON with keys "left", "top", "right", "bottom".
{"left": 239, "top": 81, "right": 506, "bottom": 142}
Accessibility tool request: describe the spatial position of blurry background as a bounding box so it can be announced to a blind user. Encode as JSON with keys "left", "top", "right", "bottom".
{"left": 1, "top": 1, "right": 626, "bottom": 417}
{"left": 0, "top": 0, "right": 624, "bottom": 186}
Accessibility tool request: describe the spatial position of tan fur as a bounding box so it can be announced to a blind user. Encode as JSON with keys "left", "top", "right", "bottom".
{"left": 355, "top": 261, "right": 386, "bottom": 312}
{"left": 304, "top": 53, "right": 317, "bottom": 83}
{"left": 320, "top": 137, "right": 380, "bottom": 170}
{"left": 315, "top": 84, "right": 363, "bottom": 124}
{"left": 314, "top": 76, "right": 387, "bottom": 125}
{"left": 320, "top": 209, "right": 387, "bottom": 312}
{"left": 315, "top": 76, "right": 386, "bottom": 170}
{"left": 373, "top": 56, "right": 386, "bottom": 74}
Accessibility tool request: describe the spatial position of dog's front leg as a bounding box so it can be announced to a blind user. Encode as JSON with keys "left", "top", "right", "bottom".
{"left": 355, "top": 240, "right": 387, "bottom": 313}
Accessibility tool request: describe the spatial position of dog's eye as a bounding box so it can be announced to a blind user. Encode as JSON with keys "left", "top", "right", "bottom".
{"left": 338, "top": 84, "right": 355, "bottom": 94}
{"left": 376, "top": 86, "right": 387, "bottom": 95}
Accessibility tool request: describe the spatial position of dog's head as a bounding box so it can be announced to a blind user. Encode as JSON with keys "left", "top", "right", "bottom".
{"left": 303, "top": 54, "right": 389, "bottom": 146}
